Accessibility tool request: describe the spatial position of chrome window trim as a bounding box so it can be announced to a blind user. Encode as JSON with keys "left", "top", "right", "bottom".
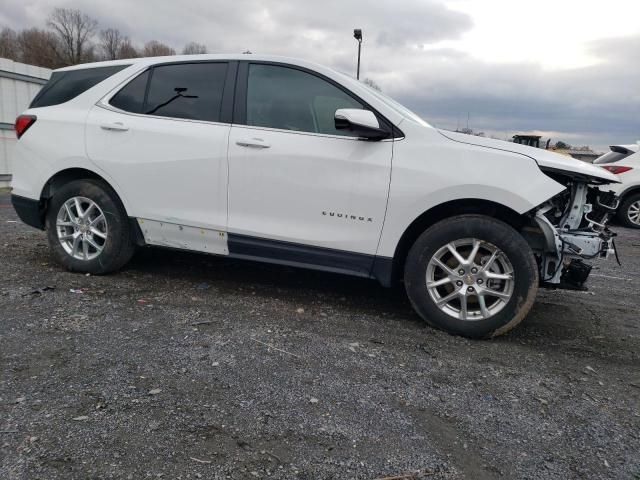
{"left": 96, "top": 102, "right": 233, "bottom": 129}
{"left": 230, "top": 123, "right": 398, "bottom": 142}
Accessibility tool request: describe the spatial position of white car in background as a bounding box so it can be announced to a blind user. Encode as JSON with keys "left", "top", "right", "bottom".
{"left": 10, "top": 54, "right": 621, "bottom": 338}
{"left": 595, "top": 144, "right": 640, "bottom": 228}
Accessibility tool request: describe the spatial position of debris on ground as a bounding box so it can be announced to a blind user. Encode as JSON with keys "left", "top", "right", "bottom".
{"left": 189, "top": 457, "right": 211, "bottom": 464}
{"left": 22, "top": 286, "right": 55, "bottom": 296}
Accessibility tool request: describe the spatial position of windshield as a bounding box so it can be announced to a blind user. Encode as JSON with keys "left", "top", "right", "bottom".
{"left": 333, "top": 70, "right": 431, "bottom": 127}
{"left": 358, "top": 82, "right": 431, "bottom": 127}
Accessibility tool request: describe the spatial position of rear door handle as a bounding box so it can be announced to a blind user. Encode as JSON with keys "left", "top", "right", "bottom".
{"left": 100, "top": 122, "right": 129, "bottom": 132}
{"left": 236, "top": 138, "right": 270, "bottom": 149}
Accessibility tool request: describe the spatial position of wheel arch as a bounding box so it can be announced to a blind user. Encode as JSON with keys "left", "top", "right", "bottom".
{"left": 376, "top": 198, "right": 528, "bottom": 287}
{"left": 617, "top": 186, "right": 640, "bottom": 228}
{"left": 618, "top": 185, "right": 640, "bottom": 202}
{"left": 40, "top": 167, "right": 133, "bottom": 216}
{"left": 42, "top": 168, "right": 112, "bottom": 199}
{"left": 37, "top": 168, "right": 141, "bottom": 243}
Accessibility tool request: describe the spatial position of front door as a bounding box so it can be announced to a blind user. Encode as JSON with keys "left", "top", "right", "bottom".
{"left": 227, "top": 63, "right": 393, "bottom": 271}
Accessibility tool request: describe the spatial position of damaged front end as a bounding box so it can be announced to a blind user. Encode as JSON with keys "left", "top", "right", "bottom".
{"left": 524, "top": 168, "right": 620, "bottom": 291}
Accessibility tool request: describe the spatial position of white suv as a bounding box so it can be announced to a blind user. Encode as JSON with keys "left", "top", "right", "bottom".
{"left": 11, "top": 54, "right": 620, "bottom": 338}
{"left": 594, "top": 144, "right": 640, "bottom": 228}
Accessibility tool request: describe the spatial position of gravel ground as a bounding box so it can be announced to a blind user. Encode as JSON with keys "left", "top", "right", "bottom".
{"left": 1, "top": 191, "right": 639, "bottom": 480}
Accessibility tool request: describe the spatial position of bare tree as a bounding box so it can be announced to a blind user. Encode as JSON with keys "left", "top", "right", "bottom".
{"left": 118, "top": 38, "right": 139, "bottom": 59}
{"left": 47, "top": 8, "right": 98, "bottom": 65}
{"left": 99, "top": 28, "right": 124, "bottom": 60}
{"left": 0, "top": 27, "right": 20, "bottom": 61}
{"left": 142, "top": 40, "right": 175, "bottom": 57}
{"left": 182, "top": 42, "right": 207, "bottom": 54}
{"left": 98, "top": 28, "right": 137, "bottom": 60}
{"left": 17, "top": 28, "right": 62, "bottom": 69}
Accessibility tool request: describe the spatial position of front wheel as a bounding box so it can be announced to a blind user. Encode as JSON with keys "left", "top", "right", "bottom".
{"left": 404, "top": 215, "right": 539, "bottom": 338}
{"left": 617, "top": 193, "right": 640, "bottom": 229}
{"left": 46, "top": 179, "right": 135, "bottom": 274}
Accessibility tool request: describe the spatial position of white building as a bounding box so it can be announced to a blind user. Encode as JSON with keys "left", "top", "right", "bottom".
{"left": 0, "top": 58, "right": 51, "bottom": 187}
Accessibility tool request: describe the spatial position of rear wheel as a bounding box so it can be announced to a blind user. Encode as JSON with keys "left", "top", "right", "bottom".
{"left": 46, "top": 179, "right": 135, "bottom": 274}
{"left": 404, "top": 215, "right": 538, "bottom": 338}
{"left": 617, "top": 193, "right": 640, "bottom": 229}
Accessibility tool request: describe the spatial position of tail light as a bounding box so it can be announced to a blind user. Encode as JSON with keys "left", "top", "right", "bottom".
{"left": 602, "top": 165, "right": 633, "bottom": 175}
{"left": 14, "top": 114, "right": 37, "bottom": 139}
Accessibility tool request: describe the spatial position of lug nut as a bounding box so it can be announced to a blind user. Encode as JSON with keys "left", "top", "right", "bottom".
{"left": 458, "top": 269, "right": 465, "bottom": 275}
{"left": 477, "top": 279, "right": 483, "bottom": 284}
{"left": 456, "top": 280, "right": 463, "bottom": 287}
{"left": 467, "top": 286, "right": 474, "bottom": 292}
{"left": 471, "top": 267, "right": 478, "bottom": 274}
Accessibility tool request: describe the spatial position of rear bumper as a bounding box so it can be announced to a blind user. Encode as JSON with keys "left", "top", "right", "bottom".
{"left": 11, "top": 194, "right": 45, "bottom": 230}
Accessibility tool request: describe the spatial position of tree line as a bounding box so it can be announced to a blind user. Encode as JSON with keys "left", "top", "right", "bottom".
{"left": 0, "top": 8, "right": 207, "bottom": 69}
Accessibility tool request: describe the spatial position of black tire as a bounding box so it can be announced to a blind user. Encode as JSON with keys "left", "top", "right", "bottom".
{"left": 404, "top": 214, "right": 539, "bottom": 339}
{"left": 616, "top": 193, "right": 640, "bottom": 229}
{"left": 46, "top": 179, "right": 135, "bottom": 274}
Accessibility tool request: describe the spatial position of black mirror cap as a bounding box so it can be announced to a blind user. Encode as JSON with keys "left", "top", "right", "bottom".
{"left": 334, "top": 117, "right": 389, "bottom": 141}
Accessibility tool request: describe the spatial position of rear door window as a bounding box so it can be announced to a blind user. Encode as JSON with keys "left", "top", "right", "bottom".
{"left": 30, "top": 65, "right": 128, "bottom": 108}
{"left": 144, "top": 63, "right": 228, "bottom": 122}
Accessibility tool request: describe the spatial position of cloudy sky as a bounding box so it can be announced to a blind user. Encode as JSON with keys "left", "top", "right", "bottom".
{"left": 2, "top": 0, "right": 639, "bottom": 149}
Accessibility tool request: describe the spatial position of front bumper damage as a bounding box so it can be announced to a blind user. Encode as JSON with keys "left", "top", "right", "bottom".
{"left": 528, "top": 175, "right": 619, "bottom": 291}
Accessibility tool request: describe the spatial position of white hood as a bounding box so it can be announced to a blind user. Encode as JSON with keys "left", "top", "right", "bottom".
{"left": 438, "top": 130, "right": 619, "bottom": 184}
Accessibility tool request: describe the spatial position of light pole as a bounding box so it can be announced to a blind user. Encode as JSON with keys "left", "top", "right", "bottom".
{"left": 353, "top": 29, "right": 362, "bottom": 80}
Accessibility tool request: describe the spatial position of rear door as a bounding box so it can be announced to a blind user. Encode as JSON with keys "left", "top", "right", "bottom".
{"left": 85, "top": 61, "right": 235, "bottom": 235}
{"left": 226, "top": 62, "right": 393, "bottom": 273}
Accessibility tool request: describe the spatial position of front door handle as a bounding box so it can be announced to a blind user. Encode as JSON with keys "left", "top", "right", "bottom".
{"left": 100, "top": 122, "right": 129, "bottom": 132}
{"left": 236, "top": 138, "right": 270, "bottom": 149}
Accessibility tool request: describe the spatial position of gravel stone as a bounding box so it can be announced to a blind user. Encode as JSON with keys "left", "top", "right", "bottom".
{"left": 0, "top": 192, "right": 638, "bottom": 479}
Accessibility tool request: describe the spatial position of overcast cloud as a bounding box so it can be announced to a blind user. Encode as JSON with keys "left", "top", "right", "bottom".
{"left": 1, "top": 0, "right": 639, "bottom": 149}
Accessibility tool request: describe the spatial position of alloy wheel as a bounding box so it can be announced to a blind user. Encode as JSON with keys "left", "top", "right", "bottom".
{"left": 56, "top": 196, "right": 108, "bottom": 260}
{"left": 426, "top": 238, "right": 515, "bottom": 321}
{"left": 628, "top": 200, "right": 640, "bottom": 226}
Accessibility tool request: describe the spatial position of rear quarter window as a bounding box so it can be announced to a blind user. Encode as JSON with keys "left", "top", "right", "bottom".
{"left": 109, "top": 70, "right": 150, "bottom": 114}
{"left": 30, "top": 65, "right": 129, "bottom": 108}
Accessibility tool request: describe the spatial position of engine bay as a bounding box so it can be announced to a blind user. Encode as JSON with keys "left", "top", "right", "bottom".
{"left": 528, "top": 169, "right": 619, "bottom": 290}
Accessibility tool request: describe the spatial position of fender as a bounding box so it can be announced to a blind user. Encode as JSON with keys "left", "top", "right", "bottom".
{"left": 377, "top": 125, "right": 565, "bottom": 258}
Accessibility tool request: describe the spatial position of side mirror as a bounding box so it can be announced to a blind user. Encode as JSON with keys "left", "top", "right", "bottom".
{"left": 334, "top": 109, "right": 388, "bottom": 140}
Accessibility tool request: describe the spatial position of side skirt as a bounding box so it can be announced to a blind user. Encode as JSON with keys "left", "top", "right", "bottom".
{"left": 133, "top": 219, "right": 394, "bottom": 286}
{"left": 227, "top": 233, "right": 376, "bottom": 279}
{"left": 136, "top": 218, "right": 228, "bottom": 255}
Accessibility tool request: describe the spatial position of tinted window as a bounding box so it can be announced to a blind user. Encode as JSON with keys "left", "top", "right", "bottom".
{"left": 30, "top": 65, "right": 128, "bottom": 108}
{"left": 144, "top": 63, "right": 227, "bottom": 122}
{"left": 247, "top": 64, "right": 363, "bottom": 135}
{"left": 110, "top": 70, "right": 150, "bottom": 113}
